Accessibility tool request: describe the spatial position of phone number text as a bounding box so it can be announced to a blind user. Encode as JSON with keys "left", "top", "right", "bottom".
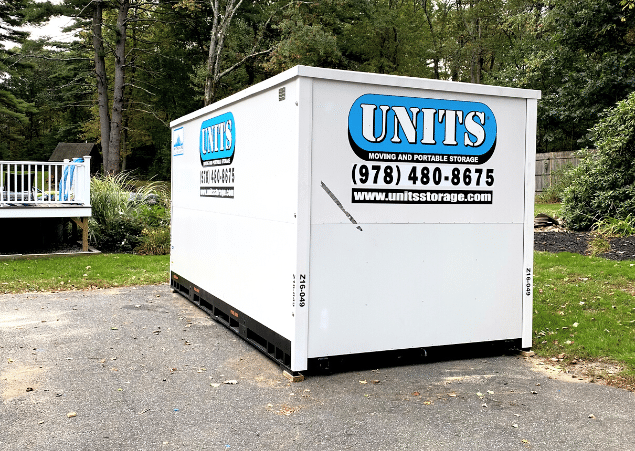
{"left": 200, "top": 167, "right": 235, "bottom": 185}
{"left": 351, "top": 164, "right": 494, "bottom": 187}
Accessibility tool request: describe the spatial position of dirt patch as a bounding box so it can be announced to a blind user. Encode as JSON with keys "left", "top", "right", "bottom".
{"left": 224, "top": 350, "right": 287, "bottom": 388}
{"left": 1, "top": 363, "right": 47, "bottom": 403}
{"left": 524, "top": 354, "right": 633, "bottom": 390}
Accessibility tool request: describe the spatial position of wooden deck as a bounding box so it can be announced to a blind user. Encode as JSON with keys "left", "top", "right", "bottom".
{"left": 0, "top": 157, "right": 92, "bottom": 250}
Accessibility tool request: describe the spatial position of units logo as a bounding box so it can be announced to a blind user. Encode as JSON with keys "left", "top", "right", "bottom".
{"left": 348, "top": 94, "right": 497, "bottom": 164}
{"left": 199, "top": 112, "right": 235, "bottom": 166}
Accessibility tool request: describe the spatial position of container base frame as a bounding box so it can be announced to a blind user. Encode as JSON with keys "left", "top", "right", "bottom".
{"left": 171, "top": 272, "right": 523, "bottom": 375}
{"left": 171, "top": 271, "right": 293, "bottom": 370}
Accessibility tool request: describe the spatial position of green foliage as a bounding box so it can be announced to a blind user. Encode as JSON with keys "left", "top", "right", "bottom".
{"left": 494, "top": 0, "right": 635, "bottom": 154}
{"left": 1, "top": 40, "right": 92, "bottom": 161}
{"left": 135, "top": 226, "right": 170, "bottom": 255}
{"left": 89, "top": 173, "right": 170, "bottom": 253}
{"left": 562, "top": 92, "right": 635, "bottom": 231}
{"left": 587, "top": 216, "right": 635, "bottom": 256}
{"left": 91, "top": 216, "right": 144, "bottom": 252}
{"left": 593, "top": 215, "right": 635, "bottom": 238}
{"left": 136, "top": 203, "right": 169, "bottom": 228}
{"left": 0, "top": 0, "right": 35, "bottom": 157}
{"left": 535, "top": 163, "right": 576, "bottom": 204}
{"left": 264, "top": 7, "right": 342, "bottom": 72}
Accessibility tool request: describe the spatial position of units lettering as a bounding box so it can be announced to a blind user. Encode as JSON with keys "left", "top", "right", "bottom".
{"left": 361, "top": 105, "right": 486, "bottom": 148}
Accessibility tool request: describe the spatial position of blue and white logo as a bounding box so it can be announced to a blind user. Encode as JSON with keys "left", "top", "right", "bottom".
{"left": 173, "top": 127, "right": 184, "bottom": 156}
{"left": 199, "top": 112, "right": 235, "bottom": 166}
{"left": 348, "top": 94, "right": 497, "bottom": 164}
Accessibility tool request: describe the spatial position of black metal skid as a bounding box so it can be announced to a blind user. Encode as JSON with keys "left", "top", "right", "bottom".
{"left": 170, "top": 272, "right": 292, "bottom": 371}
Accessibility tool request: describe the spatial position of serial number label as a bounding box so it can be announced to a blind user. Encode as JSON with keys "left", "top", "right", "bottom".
{"left": 200, "top": 167, "right": 234, "bottom": 185}
{"left": 298, "top": 274, "right": 307, "bottom": 308}
{"left": 352, "top": 164, "right": 494, "bottom": 188}
{"left": 525, "top": 268, "right": 532, "bottom": 296}
{"left": 292, "top": 274, "right": 307, "bottom": 308}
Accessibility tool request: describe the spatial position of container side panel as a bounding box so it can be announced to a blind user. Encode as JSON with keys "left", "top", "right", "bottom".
{"left": 307, "top": 223, "right": 523, "bottom": 357}
{"left": 171, "top": 208, "right": 296, "bottom": 339}
{"left": 171, "top": 80, "right": 301, "bottom": 341}
{"left": 308, "top": 77, "right": 529, "bottom": 357}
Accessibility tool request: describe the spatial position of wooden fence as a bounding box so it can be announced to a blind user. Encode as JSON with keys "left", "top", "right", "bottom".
{"left": 535, "top": 151, "right": 582, "bottom": 194}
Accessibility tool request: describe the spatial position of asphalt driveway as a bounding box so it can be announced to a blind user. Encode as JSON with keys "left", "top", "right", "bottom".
{"left": 1, "top": 285, "right": 634, "bottom": 450}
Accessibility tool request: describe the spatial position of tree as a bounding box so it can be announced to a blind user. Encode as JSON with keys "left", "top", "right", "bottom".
{"left": 0, "top": 0, "right": 33, "bottom": 156}
{"left": 1, "top": 39, "right": 92, "bottom": 160}
{"left": 262, "top": 0, "right": 344, "bottom": 73}
{"left": 91, "top": 0, "right": 110, "bottom": 171}
{"left": 494, "top": 0, "right": 635, "bottom": 153}
{"left": 53, "top": 0, "right": 157, "bottom": 173}
{"left": 187, "top": 0, "right": 291, "bottom": 106}
{"left": 420, "top": 0, "right": 453, "bottom": 79}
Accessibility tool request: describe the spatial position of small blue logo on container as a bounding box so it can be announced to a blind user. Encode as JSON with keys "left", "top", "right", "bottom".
{"left": 173, "top": 127, "right": 184, "bottom": 156}
{"left": 348, "top": 94, "right": 497, "bottom": 164}
{"left": 200, "top": 112, "right": 235, "bottom": 166}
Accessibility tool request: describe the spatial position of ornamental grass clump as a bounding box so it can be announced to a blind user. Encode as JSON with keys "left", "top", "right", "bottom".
{"left": 89, "top": 172, "right": 170, "bottom": 253}
{"left": 588, "top": 215, "right": 635, "bottom": 256}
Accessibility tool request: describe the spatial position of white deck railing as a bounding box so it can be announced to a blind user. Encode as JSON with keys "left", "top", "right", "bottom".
{"left": 0, "top": 156, "right": 91, "bottom": 206}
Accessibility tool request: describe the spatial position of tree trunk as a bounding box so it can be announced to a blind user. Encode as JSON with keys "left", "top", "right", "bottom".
{"left": 204, "top": 0, "right": 221, "bottom": 106}
{"left": 204, "top": 0, "right": 243, "bottom": 106}
{"left": 92, "top": 0, "right": 110, "bottom": 172}
{"left": 422, "top": 0, "right": 441, "bottom": 79}
{"left": 121, "top": 2, "right": 138, "bottom": 174}
{"left": 476, "top": 17, "right": 482, "bottom": 84}
{"left": 106, "top": 0, "right": 130, "bottom": 174}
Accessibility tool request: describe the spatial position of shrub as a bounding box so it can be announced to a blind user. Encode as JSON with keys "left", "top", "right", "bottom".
{"left": 135, "top": 226, "right": 171, "bottom": 255}
{"left": 136, "top": 203, "right": 170, "bottom": 228}
{"left": 91, "top": 216, "right": 145, "bottom": 252}
{"left": 535, "top": 163, "right": 576, "bottom": 204}
{"left": 561, "top": 92, "right": 635, "bottom": 231}
{"left": 89, "top": 173, "right": 170, "bottom": 252}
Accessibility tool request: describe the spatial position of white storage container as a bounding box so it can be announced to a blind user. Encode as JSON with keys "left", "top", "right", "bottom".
{"left": 170, "top": 66, "right": 540, "bottom": 372}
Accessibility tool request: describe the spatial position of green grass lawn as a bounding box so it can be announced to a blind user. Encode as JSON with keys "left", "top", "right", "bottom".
{"left": 535, "top": 202, "right": 562, "bottom": 218}
{"left": 533, "top": 251, "right": 635, "bottom": 381}
{"left": 0, "top": 254, "right": 169, "bottom": 293}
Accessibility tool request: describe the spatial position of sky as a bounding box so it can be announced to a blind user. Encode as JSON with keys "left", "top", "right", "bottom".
{"left": 20, "top": 15, "right": 77, "bottom": 44}
{"left": 3, "top": 0, "right": 76, "bottom": 49}
{"left": 29, "top": 16, "right": 76, "bottom": 41}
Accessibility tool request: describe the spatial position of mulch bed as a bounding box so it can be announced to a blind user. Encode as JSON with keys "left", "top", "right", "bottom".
{"left": 535, "top": 229, "right": 635, "bottom": 261}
